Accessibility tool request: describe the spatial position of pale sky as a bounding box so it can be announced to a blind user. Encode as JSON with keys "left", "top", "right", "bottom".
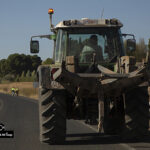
{"left": 0, "top": 0, "right": 150, "bottom": 60}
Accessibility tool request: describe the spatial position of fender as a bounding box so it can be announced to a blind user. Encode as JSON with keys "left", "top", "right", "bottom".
{"left": 37, "top": 65, "right": 51, "bottom": 89}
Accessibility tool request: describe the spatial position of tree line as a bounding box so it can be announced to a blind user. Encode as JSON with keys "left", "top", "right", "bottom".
{"left": 0, "top": 53, "right": 42, "bottom": 83}
{"left": 125, "top": 38, "right": 150, "bottom": 62}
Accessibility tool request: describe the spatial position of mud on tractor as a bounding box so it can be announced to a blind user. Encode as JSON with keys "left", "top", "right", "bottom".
{"left": 30, "top": 8, "right": 150, "bottom": 144}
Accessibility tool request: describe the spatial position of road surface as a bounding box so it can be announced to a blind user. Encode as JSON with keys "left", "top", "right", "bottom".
{"left": 0, "top": 93, "right": 150, "bottom": 150}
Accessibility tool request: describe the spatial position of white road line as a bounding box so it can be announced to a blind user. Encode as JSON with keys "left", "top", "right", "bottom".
{"left": 120, "top": 143, "right": 137, "bottom": 150}
{"left": 76, "top": 120, "right": 137, "bottom": 150}
{"left": 75, "top": 120, "right": 98, "bottom": 132}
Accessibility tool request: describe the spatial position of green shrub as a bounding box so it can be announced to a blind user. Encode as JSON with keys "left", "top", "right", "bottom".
{"left": 3, "top": 74, "right": 15, "bottom": 82}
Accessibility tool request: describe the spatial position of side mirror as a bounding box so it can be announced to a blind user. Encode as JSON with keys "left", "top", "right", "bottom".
{"left": 30, "top": 40, "right": 39, "bottom": 53}
{"left": 126, "top": 39, "right": 136, "bottom": 52}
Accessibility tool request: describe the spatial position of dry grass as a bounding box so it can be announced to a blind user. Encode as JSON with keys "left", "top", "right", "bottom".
{"left": 0, "top": 82, "right": 38, "bottom": 99}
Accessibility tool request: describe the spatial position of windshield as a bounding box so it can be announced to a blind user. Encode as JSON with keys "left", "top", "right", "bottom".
{"left": 55, "top": 28, "right": 125, "bottom": 63}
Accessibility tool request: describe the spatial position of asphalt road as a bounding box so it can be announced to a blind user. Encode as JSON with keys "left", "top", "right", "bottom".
{"left": 0, "top": 93, "right": 150, "bottom": 150}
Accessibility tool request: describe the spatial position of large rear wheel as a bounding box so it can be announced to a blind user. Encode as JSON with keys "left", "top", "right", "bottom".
{"left": 122, "top": 86, "right": 149, "bottom": 139}
{"left": 39, "top": 88, "right": 66, "bottom": 144}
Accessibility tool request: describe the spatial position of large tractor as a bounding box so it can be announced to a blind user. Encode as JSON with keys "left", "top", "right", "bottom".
{"left": 30, "top": 9, "right": 149, "bottom": 144}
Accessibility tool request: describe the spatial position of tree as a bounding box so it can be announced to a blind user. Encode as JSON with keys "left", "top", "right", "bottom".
{"left": 0, "top": 59, "right": 9, "bottom": 77}
{"left": 31, "top": 55, "right": 42, "bottom": 70}
{"left": 42, "top": 58, "right": 54, "bottom": 65}
{"left": 26, "top": 70, "right": 31, "bottom": 78}
{"left": 15, "top": 75, "right": 20, "bottom": 82}
{"left": 135, "top": 38, "right": 147, "bottom": 61}
{"left": 31, "top": 70, "right": 36, "bottom": 77}
{"left": 124, "top": 38, "right": 147, "bottom": 61}
{"left": 31, "top": 70, "right": 36, "bottom": 81}
{"left": 148, "top": 39, "right": 150, "bottom": 51}
{"left": 3, "top": 74, "right": 15, "bottom": 82}
{"left": 0, "top": 53, "right": 42, "bottom": 82}
{"left": 19, "top": 71, "right": 25, "bottom": 81}
{"left": 7, "top": 53, "right": 21, "bottom": 75}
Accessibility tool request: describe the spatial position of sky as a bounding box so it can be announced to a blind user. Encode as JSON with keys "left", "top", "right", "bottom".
{"left": 0, "top": 0, "right": 150, "bottom": 60}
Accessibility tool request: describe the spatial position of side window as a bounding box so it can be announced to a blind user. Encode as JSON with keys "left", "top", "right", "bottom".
{"left": 55, "top": 30, "right": 67, "bottom": 63}
{"left": 61, "top": 31, "right": 67, "bottom": 60}
{"left": 118, "top": 29, "right": 125, "bottom": 56}
{"left": 55, "top": 30, "right": 61, "bottom": 62}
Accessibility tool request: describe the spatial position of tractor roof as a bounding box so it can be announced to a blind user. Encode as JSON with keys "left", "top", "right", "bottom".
{"left": 55, "top": 18, "right": 123, "bottom": 29}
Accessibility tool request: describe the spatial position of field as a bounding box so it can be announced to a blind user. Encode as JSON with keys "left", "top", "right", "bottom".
{"left": 0, "top": 82, "right": 38, "bottom": 99}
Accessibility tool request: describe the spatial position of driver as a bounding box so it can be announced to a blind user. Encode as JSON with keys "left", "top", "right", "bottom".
{"left": 80, "top": 35, "right": 103, "bottom": 63}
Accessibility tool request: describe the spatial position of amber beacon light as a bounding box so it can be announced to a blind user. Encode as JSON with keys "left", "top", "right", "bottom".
{"left": 48, "top": 8, "right": 54, "bottom": 15}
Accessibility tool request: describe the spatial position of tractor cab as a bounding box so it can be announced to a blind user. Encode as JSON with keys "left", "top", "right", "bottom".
{"left": 54, "top": 25, "right": 125, "bottom": 71}
{"left": 30, "top": 9, "right": 136, "bottom": 73}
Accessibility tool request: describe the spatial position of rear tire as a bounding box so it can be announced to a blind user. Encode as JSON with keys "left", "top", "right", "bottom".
{"left": 122, "top": 86, "right": 149, "bottom": 139}
{"left": 39, "top": 88, "right": 66, "bottom": 144}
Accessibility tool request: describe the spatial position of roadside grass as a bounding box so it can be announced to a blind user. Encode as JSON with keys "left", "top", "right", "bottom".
{"left": 0, "top": 82, "right": 38, "bottom": 99}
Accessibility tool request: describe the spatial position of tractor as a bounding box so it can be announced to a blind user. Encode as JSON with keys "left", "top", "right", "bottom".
{"left": 30, "top": 8, "right": 149, "bottom": 144}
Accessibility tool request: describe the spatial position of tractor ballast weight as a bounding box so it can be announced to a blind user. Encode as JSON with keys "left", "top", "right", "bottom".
{"left": 30, "top": 9, "right": 150, "bottom": 144}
